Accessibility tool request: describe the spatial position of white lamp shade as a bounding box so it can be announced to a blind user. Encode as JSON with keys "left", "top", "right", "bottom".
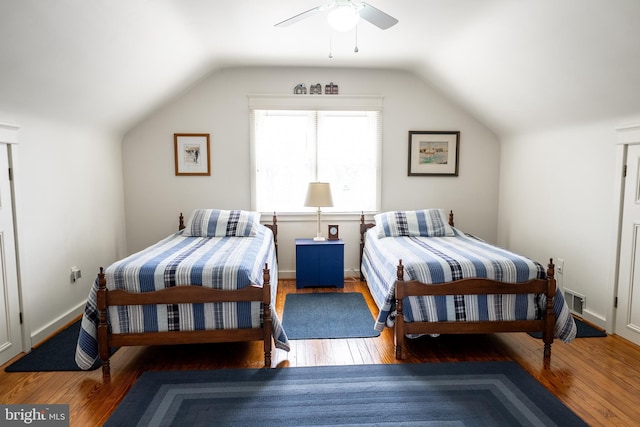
{"left": 304, "top": 182, "right": 334, "bottom": 207}
{"left": 327, "top": 5, "right": 360, "bottom": 32}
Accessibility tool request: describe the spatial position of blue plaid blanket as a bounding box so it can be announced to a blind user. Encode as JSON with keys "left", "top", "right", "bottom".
{"left": 361, "top": 227, "right": 576, "bottom": 342}
{"left": 75, "top": 226, "right": 289, "bottom": 370}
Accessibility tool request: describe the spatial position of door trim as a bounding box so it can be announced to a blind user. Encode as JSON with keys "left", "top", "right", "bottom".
{"left": 0, "top": 123, "right": 27, "bottom": 355}
{"left": 612, "top": 123, "right": 640, "bottom": 337}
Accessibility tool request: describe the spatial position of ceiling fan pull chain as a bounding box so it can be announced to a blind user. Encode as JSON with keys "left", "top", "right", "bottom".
{"left": 354, "top": 24, "right": 359, "bottom": 53}
{"left": 329, "top": 30, "right": 334, "bottom": 58}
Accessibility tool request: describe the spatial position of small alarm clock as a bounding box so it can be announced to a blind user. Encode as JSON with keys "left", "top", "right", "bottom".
{"left": 328, "top": 225, "right": 339, "bottom": 240}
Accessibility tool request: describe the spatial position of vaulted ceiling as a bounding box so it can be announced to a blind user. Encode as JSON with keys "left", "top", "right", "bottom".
{"left": 1, "top": 0, "right": 639, "bottom": 137}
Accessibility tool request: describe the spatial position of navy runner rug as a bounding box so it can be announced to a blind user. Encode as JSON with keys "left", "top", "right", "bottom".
{"left": 4, "top": 319, "right": 116, "bottom": 372}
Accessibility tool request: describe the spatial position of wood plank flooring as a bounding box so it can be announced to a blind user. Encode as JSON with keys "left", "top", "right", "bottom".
{"left": 1, "top": 278, "right": 640, "bottom": 426}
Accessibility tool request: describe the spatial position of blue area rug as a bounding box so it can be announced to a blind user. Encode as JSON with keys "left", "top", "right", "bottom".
{"left": 105, "top": 362, "right": 586, "bottom": 426}
{"left": 529, "top": 317, "right": 606, "bottom": 339}
{"left": 4, "top": 320, "right": 116, "bottom": 372}
{"left": 282, "top": 292, "right": 380, "bottom": 339}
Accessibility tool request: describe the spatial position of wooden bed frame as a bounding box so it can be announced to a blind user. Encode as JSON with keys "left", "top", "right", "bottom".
{"left": 359, "top": 211, "right": 556, "bottom": 362}
{"left": 96, "top": 213, "right": 279, "bottom": 382}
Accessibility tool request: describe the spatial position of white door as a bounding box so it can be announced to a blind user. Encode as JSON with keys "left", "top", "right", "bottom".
{"left": 0, "top": 143, "right": 22, "bottom": 366}
{"left": 616, "top": 143, "right": 640, "bottom": 346}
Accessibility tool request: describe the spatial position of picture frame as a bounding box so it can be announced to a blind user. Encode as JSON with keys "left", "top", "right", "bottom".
{"left": 174, "top": 133, "right": 211, "bottom": 176}
{"left": 408, "top": 131, "right": 460, "bottom": 176}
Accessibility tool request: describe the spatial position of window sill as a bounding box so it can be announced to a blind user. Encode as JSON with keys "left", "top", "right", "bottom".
{"left": 259, "top": 211, "right": 376, "bottom": 223}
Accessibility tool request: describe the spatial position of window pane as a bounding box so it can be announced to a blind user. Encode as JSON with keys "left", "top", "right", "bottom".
{"left": 255, "top": 110, "right": 314, "bottom": 212}
{"left": 318, "top": 111, "right": 378, "bottom": 212}
{"left": 253, "top": 109, "right": 379, "bottom": 213}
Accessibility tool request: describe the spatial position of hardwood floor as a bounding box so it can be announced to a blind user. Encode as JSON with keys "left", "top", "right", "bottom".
{"left": 2, "top": 278, "right": 640, "bottom": 426}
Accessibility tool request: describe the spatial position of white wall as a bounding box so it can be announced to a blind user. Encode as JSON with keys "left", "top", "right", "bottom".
{"left": 122, "top": 66, "right": 500, "bottom": 278}
{"left": 498, "top": 120, "right": 618, "bottom": 329}
{"left": 2, "top": 112, "right": 126, "bottom": 345}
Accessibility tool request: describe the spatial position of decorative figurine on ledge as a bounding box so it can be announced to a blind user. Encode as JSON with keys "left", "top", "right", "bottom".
{"left": 310, "top": 83, "right": 322, "bottom": 94}
{"left": 325, "top": 82, "right": 339, "bottom": 94}
{"left": 294, "top": 84, "right": 307, "bottom": 94}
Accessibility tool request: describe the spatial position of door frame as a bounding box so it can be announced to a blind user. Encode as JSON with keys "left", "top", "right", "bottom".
{"left": 611, "top": 123, "right": 640, "bottom": 338}
{"left": 0, "top": 122, "right": 28, "bottom": 354}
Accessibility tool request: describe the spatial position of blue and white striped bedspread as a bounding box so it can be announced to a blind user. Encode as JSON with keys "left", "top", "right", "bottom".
{"left": 75, "top": 226, "right": 290, "bottom": 370}
{"left": 361, "top": 227, "right": 576, "bottom": 342}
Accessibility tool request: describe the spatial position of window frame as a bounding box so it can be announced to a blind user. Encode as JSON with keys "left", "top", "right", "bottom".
{"left": 248, "top": 94, "right": 383, "bottom": 215}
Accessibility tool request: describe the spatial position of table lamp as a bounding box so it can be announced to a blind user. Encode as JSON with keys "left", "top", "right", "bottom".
{"left": 304, "top": 182, "right": 334, "bottom": 241}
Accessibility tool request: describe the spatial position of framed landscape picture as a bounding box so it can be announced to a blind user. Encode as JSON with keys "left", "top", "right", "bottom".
{"left": 174, "top": 133, "right": 210, "bottom": 176}
{"left": 408, "top": 131, "right": 460, "bottom": 176}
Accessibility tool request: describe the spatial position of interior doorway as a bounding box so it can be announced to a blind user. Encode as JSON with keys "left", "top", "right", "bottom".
{"left": 0, "top": 139, "right": 23, "bottom": 366}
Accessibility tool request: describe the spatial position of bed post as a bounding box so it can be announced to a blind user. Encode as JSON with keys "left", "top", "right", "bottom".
{"left": 543, "top": 258, "right": 556, "bottom": 361}
{"left": 395, "top": 260, "right": 406, "bottom": 360}
{"left": 263, "top": 212, "right": 278, "bottom": 260}
{"left": 262, "top": 263, "right": 273, "bottom": 368}
{"left": 96, "top": 267, "right": 111, "bottom": 382}
{"left": 359, "top": 212, "right": 375, "bottom": 280}
{"left": 360, "top": 213, "right": 366, "bottom": 280}
{"left": 449, "top": 210, "right": 454, "bottom": 227}
{"left": 271, "top": 212, "right": 278, "bottom": 260}
{"left": 179, "top": 212, "right": 185, "bottom": 230}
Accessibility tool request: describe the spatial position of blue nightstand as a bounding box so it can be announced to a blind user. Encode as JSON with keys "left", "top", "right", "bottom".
{"left": 295, "top": 238, "right": 344, "bottom": 289}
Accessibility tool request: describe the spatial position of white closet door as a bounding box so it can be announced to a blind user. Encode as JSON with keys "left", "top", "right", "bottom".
{"left": 616, "top": 143, "right": 640, "bottom": 346}
{"left": 0, "top": 142, "right": 22, "bottom": 366}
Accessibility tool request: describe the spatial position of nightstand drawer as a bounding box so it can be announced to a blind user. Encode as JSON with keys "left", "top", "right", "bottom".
{"left": 295, "top": 239, "right": 344, "bottom": 288}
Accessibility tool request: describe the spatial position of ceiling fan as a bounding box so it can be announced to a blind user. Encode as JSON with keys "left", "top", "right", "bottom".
{"left": 275, "top": 0, "right": 398, "bottom": 32}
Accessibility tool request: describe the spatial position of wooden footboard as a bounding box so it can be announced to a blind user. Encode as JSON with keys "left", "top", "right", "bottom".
{"left": 394, "top": 259, "right": 556, "bottom": 361}
{"left": 97, "top": 264, "right": 273, "bottom": 382}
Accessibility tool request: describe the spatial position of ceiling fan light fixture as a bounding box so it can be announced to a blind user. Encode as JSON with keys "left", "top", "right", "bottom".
{"left": 327, "top": 5, "right": 360, "bottom": 32}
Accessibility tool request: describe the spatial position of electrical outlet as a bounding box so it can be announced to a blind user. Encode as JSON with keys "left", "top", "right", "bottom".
{"left": 71, "top": 266, "right": 81, "bottom": 282}
{"left": 556, "top": 258, "right": 564, "bottom": 274}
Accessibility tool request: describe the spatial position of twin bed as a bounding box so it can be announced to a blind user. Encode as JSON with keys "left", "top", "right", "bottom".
{"left": 76, "top": 207, "right": 575, "bottom": 381}
{"left": 75, "top": 209, "right": 289, "bottom": 381}
{"left": 360, "top": 209, "right": 576, "bottom": 360}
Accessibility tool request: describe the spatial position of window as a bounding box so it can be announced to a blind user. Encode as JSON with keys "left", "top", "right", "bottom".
{"left": 251, "top": 105, "right": 380, "bottom": 214}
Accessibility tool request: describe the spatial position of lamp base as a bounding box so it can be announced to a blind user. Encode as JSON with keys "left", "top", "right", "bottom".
{"left": 313, "top": 236, "right": 326, "bottom": 242}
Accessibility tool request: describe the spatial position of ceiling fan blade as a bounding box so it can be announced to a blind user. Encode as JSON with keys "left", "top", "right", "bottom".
{"left": 275, "top": 5, "right": 325, "bottom": 27}
{"left": 359, "top": 2, "right": 398, "bottom": 30}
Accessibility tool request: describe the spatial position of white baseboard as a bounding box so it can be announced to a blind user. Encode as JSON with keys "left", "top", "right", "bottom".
{"left": 579, "top": 309, "right": 607, "bottom": 331}
{"left": 30, "top": 302, "right": 85, "bottom": 347}
{"left": 278, "top": 269, "right": 361, "bottom": 280}
{"left": 279, "top": 270, "right": 295, "bottom": 280}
